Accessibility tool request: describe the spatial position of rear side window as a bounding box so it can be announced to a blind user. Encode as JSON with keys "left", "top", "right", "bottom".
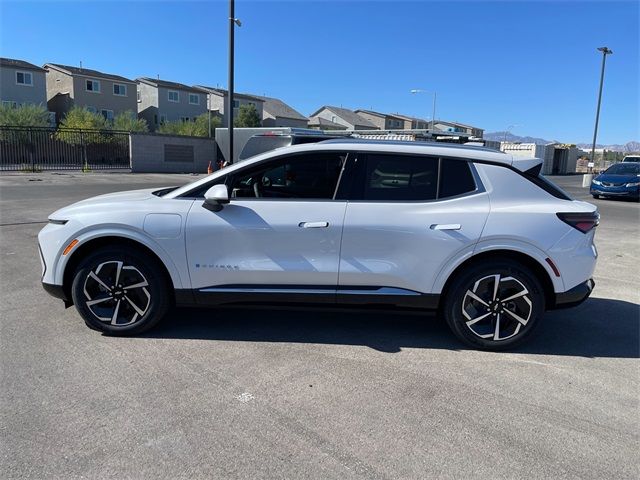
{"left": 351, "top": 154, "right": 477, "bottom": 201}
{"left": 439, "top": 158, "right": 476, "bottom": 198}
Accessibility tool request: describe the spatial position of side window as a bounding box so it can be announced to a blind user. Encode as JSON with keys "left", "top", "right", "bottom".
{"left": 358, "top": 154, "right": 438, "bottom": 201}
{"left": 230, "top": 152, "right": 346, "bottom": 200}
{"left": 438, "top": 159, "right": 476, "bottom": 198}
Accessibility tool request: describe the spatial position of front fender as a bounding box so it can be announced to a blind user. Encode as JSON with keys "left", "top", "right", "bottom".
{"left": 50, "top": 225, "right": 187, "bottom": 290}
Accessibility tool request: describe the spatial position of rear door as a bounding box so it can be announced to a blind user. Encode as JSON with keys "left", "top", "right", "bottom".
{"left": 338, "top": 153, "right": 490, "bottom": 303}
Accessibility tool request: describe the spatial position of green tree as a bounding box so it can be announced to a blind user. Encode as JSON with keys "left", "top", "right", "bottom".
{"left": 56, "top": 106, "right": 111, "bottom": 144}
{"left": 113, "top": 110, "right": 148, "bottom": 133}
{"left": 234, "top": 104, "right": 262, "bottom": 128}
{"left": 157, "top": 113, "right": 220, "bottom": 137}
{"left": 0, "top": 104, "right": 50, "bottom": 127}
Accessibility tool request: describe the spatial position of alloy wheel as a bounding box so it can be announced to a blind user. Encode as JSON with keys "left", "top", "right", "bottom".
{"left": 461, "top": 274, "right": 532, "bottom": 341}
{"left": 83, "top": 261, "right": 151, "bottom": 326}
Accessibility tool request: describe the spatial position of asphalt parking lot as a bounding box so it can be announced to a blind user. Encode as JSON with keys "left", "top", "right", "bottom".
{"left": 1, "top": 172, "right": 638, "bottom": 479}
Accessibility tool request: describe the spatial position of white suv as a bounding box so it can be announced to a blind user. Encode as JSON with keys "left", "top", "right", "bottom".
{"left": 39, "top": 140, "right": 598, "bottom": 350}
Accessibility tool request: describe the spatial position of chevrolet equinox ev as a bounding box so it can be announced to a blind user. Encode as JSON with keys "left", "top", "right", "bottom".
{"left": 39, "top": 140, "right": 598, "bottom": 350}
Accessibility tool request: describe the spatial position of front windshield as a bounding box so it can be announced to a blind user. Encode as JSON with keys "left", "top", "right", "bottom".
{"left": 605, "top": 163, "right": 640, "bottom": 175}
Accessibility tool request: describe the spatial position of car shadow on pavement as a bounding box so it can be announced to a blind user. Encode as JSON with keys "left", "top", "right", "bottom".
{"left": 143, "top": 297, "right": 639, "bottom": 358}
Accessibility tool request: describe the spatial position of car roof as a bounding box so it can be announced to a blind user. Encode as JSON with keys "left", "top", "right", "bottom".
{"left": 165, "top": 139, "right": 523, "bottom": 198}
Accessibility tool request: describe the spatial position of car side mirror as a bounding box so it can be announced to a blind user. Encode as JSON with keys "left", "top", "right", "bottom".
{"left": 203, "top": 184, "right": 229, "bottom": 211}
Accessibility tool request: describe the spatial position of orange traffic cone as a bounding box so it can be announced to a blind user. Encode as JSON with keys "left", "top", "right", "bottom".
{"left": 207, "top": 161, "right": 213, "bottom": 174}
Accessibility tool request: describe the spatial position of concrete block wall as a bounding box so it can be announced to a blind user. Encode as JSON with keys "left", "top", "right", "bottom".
{"left": 130, "top": 133, "right": 217, "bottom": 173}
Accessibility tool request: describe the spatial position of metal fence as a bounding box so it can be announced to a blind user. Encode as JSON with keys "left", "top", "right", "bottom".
{"left": 0, "top": 126, "right": 130, "bottom": 171}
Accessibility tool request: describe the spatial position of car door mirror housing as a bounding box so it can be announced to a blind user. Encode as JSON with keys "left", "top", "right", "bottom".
{"left": 203, "top": 184, "right": 230, "bottom": 210}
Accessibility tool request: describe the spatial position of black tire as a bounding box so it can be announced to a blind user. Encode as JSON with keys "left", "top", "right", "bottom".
{"left": 592, "top": 194, "right": 600, "bottom": 199}
{"left": 442, "top": 259, "right": 545, "bottom": 351}
{"left": 71, "top": 247, "right": 171, "bottom": 335}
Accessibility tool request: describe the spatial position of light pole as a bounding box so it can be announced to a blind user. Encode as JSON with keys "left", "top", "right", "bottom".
{"left": 227, "top": 0, "right": 241, "bottom": 164}
{"left": 410, "top": 89, "right": 436, "bottom": 131}
{"left": 590, "top": 46, "right": 612, "bottom": 168}
{"left": 504, "top": 124, "right": 520, "bottom": 142}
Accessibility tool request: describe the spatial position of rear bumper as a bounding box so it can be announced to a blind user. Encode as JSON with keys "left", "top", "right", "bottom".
{"left": 552, "top": 278, "right": 594, "bottom": 309}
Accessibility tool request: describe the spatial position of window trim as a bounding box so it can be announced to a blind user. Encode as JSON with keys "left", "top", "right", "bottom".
{"left": 85, "top": 79, "right": 101, "bottom": 93}
{"left": 168, "top": 90, "right": 179, "bottom": 103}
{"left": 113, "top": 83, "right": 127, "bottom": 96}
{"left": 188, "top": 93, "right": 200, "bottom": 105}
{"left": 15, "top": 71, "right": 33, "bottom": 86}
{"left": 345, "top": 151, "right": 482, "bottom": 204}
{"left": 178, "top": 150, "right": 351, "bottom": 201}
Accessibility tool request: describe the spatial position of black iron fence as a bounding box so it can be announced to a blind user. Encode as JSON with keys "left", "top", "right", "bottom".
{"left": 0, "top": 126, "right": 131, "bottom": 171}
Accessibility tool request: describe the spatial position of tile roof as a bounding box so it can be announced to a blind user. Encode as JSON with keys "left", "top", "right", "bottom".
{"left": 310, "top": 106, "right": 377, "bottom": 128}
{"left": 45, "top": 63, "right": 135, "bottom": 83}
{"left": 0, "top": 58, "right": 46, "bottom": 72}
{"left": 193, "top": 86, "right": 263, "bottom": 101}
{"left": 307, "top": 117, "right": 348, "bottom": 129}
{"left": 254, "top": 95, "right": 307, "bottom": 121}
{"left": 138, "top": 77, "right": 203, "bottom": 93}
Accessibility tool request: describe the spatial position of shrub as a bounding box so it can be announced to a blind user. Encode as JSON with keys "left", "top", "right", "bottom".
{"left": 113, "top": 111, "right": 148, "bottom": 133}
{"left": 0, "top": 104, "right": 50, "bottom": 127}
{"left": 234, "top": 104, "right": 261, "bottom": 128}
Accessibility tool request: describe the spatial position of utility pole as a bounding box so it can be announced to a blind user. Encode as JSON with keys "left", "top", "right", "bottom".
{"left": 590, "top": 46, "right": 613, "bottom": 168}
{"left": 227, "top": 0, "right": 235, "bottom": 164}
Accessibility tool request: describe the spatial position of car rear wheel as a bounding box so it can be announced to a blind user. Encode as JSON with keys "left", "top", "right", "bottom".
{"left": 443, "top": 259, "right": 545, "bottom": 350}
{"left": 71, "top": 247, "right": 170, "bottom": 335}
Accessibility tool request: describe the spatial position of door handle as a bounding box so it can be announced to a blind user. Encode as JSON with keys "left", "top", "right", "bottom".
{"left": 299, "top": 221, "right": 329, "bottom": 228}
{"left": 430, "top": 223, "right": 461, "bottom": 231}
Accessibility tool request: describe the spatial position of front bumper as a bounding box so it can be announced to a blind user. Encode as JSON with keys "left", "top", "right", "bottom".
{"left": 552, "top": 278, "right": 594, "bottom": 309}
{"left": 42, "top": 282, "right": 68, "bottom": 301}
{"left": 590, "top": 184, "right": 639, "bottom": 198}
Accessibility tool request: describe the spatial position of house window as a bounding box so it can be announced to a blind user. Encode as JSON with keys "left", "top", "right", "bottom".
{"left": 233, "top": 100, "right": 239, "bottom": 108}
{"left": 113, "top": 83, "right": 127, "bottom": 96}
{"left": 86, "top": 79, "right": 101, "bottom": 93}
{"left": 160, "top": 114, "right": 168, "bottom": 124}
{"left": 188, "top": 93, "right": 199, "bottom": 105}
{"left": 154, "top": 114, "right": 158, "bottom": 125}
{"left": 331, "top": 115, "right": 337, "bottom": 123}
{"left": 180, "top": 116, "right": 190, "bottom": 122}
{"left": 100, "top": 109, "right": 114, "bottom": 121}
{"left": 2, "top": 101, "right": 18, "bottom": 108}
{"left": 16, "top": 71, "right": 33, "bottom": 86}
{"left": 137, "top": 89, "right": 141, "bottom": 102}
{"left": 168, "top": 90, "right": 179, "bottom": 102}
{"left": 86, "top": 106, "right": 97, "bottom": 113}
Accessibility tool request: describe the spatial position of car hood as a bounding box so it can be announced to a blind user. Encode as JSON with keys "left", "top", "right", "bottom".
{"left": 595, "top": 173, "right": 639, "bottom": 183}
{"left": 48, "top": 188, "right": 160, "bottom": 220}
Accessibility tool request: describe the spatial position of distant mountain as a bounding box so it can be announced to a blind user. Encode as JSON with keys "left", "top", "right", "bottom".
{"left": 484, "top": 132, "right": 556, "bottom": 144}
{"left": 485, "top": 132, "right": 640, "bottom": 153}
{"left": 575, "top": 141, "right": 640, "bottom": 153}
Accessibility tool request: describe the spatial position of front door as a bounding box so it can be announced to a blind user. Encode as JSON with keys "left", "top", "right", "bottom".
{"left": 185, "top": 151, "right": 349, "bottom": 303}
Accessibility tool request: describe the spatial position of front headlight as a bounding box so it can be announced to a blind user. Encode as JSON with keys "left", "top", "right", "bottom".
{"left": 592, "top": 179, "right": 602, "bottom": 186}
{"left": 625, "top": 182, "right": 640, "bottom": 187}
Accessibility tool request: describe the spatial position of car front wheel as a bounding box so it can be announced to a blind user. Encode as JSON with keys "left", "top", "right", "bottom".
{"left": 443, "top": 259, "right": 545, "bottom": 350}
{"left": 71, "top": 247, "right": 170, "bottom": 335}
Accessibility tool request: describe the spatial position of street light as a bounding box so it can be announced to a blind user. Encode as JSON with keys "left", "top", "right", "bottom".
{"left": 504, "top": 124, "right": 520, "bottom": 142}
{"left": 410, "top": 89, "right": 436, "bottom": 131}
{"left": 590, "top": 46, "right": 613, "bottom": 168}
{"left": 227, "top": 0, "right": 241, "bottom": 164}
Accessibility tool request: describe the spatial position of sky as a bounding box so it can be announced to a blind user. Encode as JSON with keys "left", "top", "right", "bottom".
{"left": 0, "top": 0, "right": 638, "bottom": 144}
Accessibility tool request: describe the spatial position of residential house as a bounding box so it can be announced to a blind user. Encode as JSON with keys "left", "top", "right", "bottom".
{"left": 354, "top": 110, "right": 407, "bottom": 130}
{"left": 307, "top": 117, "right": 348, "bottom": 130}
{"left": 137, "top": 77, "right": 207, "bottom": 130}
{"left": 254, "top": 95, "right": 308, "bottom": 128}
{"left": 0, "top": 58, "right": 48, "bottom": 110}
{"left": 432, "top": 120, "right": 484, "bottom": 138}
{"left": 392, "top": 114, "right": 430, "bottom": 130}
{"left": 44, "top": 63, "right": 137, "bottom": 123}
{"left": 308, "top": 106, "right": 378, "bottom": 130}
{"left": 194, "top": 86, "right": 264, "bottom": 126}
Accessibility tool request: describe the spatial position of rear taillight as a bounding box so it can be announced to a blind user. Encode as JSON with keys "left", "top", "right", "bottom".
{"left": 557, "top": 212, "right": 600, "bottom": 233}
